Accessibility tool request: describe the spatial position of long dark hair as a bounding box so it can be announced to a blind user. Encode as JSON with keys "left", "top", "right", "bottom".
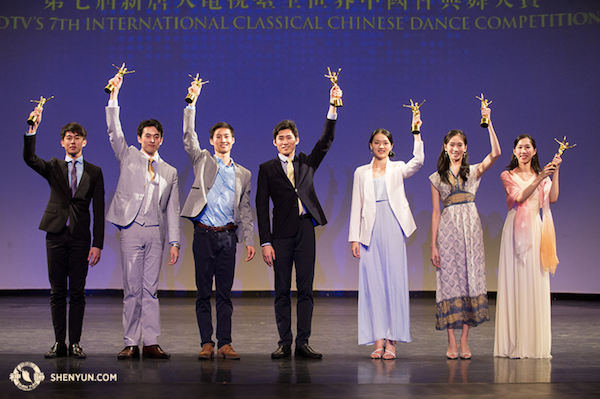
{"left": 369, "top": 128, "right": 395, "bottom": 158}
{"left": 437, "top": 130, "right": 469, "bottom": 185}
{"left": 506, "top": 134, "right": 542, "bottom": 174}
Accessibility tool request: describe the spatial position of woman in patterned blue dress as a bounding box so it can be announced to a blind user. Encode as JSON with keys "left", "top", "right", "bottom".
{"left": 429, "top": 106, "right": 500, "bottom": 359}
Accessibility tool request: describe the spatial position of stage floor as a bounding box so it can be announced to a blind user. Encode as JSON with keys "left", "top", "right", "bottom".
{"left": 1, "top": 295, "right": 599, "bottom": 398}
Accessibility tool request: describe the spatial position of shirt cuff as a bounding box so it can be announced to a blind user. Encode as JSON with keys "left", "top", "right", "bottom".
{"left": 327, "top": 111, "right": 337, "bottom": 120}
{"left": 108, "top": 99, "right": 118, "bottom": 107}
{"left": 261, "top": 242, "right": 271, "bottom": 247}
{"left": 186, "top": 105, "right": 195, "bottom": 110}
{"left": 26, "top": 132, "right": 36, "bottom": 136}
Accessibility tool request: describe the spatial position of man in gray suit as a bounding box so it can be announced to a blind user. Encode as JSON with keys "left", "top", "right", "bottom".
{"left": 181, "top": 82, "right": 255, "bottom": 360}
{"left": 105, "top": 73, "right": 181, "bottom": 360}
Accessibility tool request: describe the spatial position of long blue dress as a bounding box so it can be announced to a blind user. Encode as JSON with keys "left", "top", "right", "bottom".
{"left": 358, "top": 177, "right": 411, "bottom": 345}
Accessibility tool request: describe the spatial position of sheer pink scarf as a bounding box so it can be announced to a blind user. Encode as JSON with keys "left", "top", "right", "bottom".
{"left": 501, "top": 171, "right": 559, "bottom": 275}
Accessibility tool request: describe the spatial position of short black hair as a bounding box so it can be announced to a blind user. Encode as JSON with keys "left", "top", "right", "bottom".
{"left": 137, "top": 119, "right": 164, "bottom": 138}
{"left": 272, "top": 120, "right": 298, "bottom": 141}
{"left": 210, "top": 122, "right": 234, "bottom": 139}
{"left": 60, "top": 122, "right": 87, "bottom": 140}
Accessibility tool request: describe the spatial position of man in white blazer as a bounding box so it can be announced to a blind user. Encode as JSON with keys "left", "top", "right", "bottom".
{"left": 106, "top": 73, "right": 180, "bottom": 360}
{"left": 180, "top": 82, "right": 255, "bottom": 360}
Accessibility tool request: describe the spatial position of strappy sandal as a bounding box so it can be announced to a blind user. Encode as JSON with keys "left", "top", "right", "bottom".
{"left": 446, "top": 351, "right": 459, "bottom": 360}
{"left": 382, "top": 349, "right": 396, "bottom": 360}
{"left": 370, "top": 348, "right": 384, "bottom": 359}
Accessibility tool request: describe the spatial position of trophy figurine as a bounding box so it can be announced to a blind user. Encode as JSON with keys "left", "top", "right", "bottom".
{"left": 324, "top": 67, "right": 343, "bottom": 107}
{"left": 403, "top": 99, "right": 426, "bottom": 134}
{"left": 185, "top": 73, "right": 209, "bottom": 104}
{"left": 476, "top": 93, "right": 492, "bottom": 128}
{"left": 554, "top": 136, "right": 577, "bottom": 156}
{"left": 105, "top": 63, "right": 135, "bottom": 93}
{"left": 27, "top": 95, "right": 54, "bottom": 126}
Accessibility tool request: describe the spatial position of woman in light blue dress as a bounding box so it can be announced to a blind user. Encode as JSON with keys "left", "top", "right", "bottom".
{"left": 349, "top": 113, "right": 424, "bottom": 359}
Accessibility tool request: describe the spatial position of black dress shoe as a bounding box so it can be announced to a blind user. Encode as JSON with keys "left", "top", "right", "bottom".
{"left": 295, "top": 344, "right": 322, "bottom": 359}
{"left": 271, "top": 344, "right": 292, "bottom": 359}
{"left": 69, "top": 343, "right": 86, "bottom": 359}
{"left": 45, "top": 342, "right": 67, "bottom": 358}
{"left": 117, "top": 346, "right": 140, "bottom": 360}
{"left": 143, "top": 345, "right": 171, "bottom": 359}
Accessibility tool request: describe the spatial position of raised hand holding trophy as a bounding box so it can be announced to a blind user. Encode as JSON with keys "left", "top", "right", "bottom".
{"left": 27, "top": 95, "right": 54, "bottom": 126}
{"left": 403, "top": 99, "right": 425, "bottom": 134}
{"left": 185, "top": 73, "right": 209, "bottom": 104}
{"left": 105, "top": 63, "right": 135, "bottom": 93}
{"left": 554, "top": 136, "right": 577, "bottom": 157}
{"left": 325, "top": 67, "right": 343, "bottom": 107}
{"left": 476, "top": 93, "right": 492, "bottom": 128}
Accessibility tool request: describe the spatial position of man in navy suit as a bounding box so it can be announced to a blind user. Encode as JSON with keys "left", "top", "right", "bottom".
{"left": 24, "top": 107, "right": 105, "bottom": 359}
{"left": 256, "top": 84, "right": 342, "bottom": 359}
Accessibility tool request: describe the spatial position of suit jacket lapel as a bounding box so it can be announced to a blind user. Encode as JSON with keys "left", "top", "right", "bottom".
{"left": 57, "top": 160, "right": 71, "bottom": 198}
{"left": 234, "top": 164, "right": 242, "bottom": 209}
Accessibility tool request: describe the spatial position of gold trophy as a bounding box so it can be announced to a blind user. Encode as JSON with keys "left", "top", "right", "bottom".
{"left": 104, "top": 63, "right": 135, "bottom": 93}
{"left": 185, "top": 73, "right": 209, "bottom": 104}
{"left": 476, "top": 93, "right": 492, "bottom": 128}
{"left": 403, "top": 99, "right": 425, "bottom": 134}
{"left": 325, "top": 67, "right": 343, "bottom": 107}
{"left": 554, "top": 136, "right": 577, "bottom": 156}
{"left": 27, "top": 96, "right": 54, "bottom": 126}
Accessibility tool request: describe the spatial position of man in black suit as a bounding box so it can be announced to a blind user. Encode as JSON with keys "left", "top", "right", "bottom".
{"left": 256, "top": 84, "right": 342, "bottom": 359}
{"left": 24, "top": 106, "right": 105, "bottom": 359}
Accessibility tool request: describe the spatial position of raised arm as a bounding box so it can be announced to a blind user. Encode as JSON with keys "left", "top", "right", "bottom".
{"left": 402, "top": 110, "right": 424, "bottom": 179}
{"left": 548, "top": 154, "right": 561, "bottom": 203}
{"left": 476, "top": 107, "right": 501, "bottom": 179}
{"left": 23, "top": 107, "right": 51, "bottom": 177}
{"left": 182, "top": 81, "right": 205, "bottom": 164}
{"left": 105, "top": 73, "right": 129, "bottom": 162}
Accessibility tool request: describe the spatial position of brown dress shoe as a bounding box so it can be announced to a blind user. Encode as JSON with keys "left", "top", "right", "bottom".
{"left": 143, "top": 345, "right": 171, "bottom": 359}
{"left": 198, "top": 343, "right": 214, "bottom": 360}
{"left": 117, "top": 346, "right": 140, "bottom": 360}
{"left": 217, "top": 344, "right": 240, "bottom": 360}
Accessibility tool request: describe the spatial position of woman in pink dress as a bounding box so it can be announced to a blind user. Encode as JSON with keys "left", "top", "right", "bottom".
{"left": 494, "top": 134, "right": 562, "bottom": 359}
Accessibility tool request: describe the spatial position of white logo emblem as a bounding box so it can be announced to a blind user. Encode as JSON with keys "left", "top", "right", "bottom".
{"left": 9, "top": 362, "right": 45, "bottom": 391}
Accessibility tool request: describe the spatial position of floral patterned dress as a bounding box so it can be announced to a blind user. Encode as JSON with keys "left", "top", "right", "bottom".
{"left": 429, "top": 164, "right": 490, "bottom": 330}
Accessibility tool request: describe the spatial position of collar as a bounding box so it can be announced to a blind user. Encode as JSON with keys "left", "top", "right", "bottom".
{"left": 65, "top": 155, "right": 84, "bottom": 164}
{"left": 278, "top": 152, "right": 295, "bottom": 163}
{"left": 216, "top": 155, "right": 235, "bottom": 168}
{"left": 141, "top": 150, "right": 161, "bottom": 163}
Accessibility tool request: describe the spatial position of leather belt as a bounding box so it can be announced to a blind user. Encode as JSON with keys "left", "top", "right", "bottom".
{"left": 194, "top": 221, "right": 238, "bottom": 232}
{"left": 299, "top": 213, "right": 312, "bottom": 220}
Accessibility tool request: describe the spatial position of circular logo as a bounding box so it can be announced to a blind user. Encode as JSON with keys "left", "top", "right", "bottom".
{"left": 9, "top": 362, "right": 45, "bottom": 391}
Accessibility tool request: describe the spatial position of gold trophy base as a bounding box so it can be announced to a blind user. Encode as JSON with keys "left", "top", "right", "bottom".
{"left": 104, "top": 83, "right": 115, "bottom": 94}
{"left": 480, "top": 117, "right": 489, "bottom": 128}
{"left": 331, "top": 98, "right": 343, "bottom": 108}
{"left": 27, "top": 115, "right": 37, "bottom": 126}
{"left": 185, "top": 93, "right": 196, "bottom": 104}
{"left": 412, "top": 125, "right": 420, "bottom": 135}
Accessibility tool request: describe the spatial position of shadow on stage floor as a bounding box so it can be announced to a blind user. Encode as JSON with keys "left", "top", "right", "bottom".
{"left": 1, "top": 296, "right": 599, "bottom": 398}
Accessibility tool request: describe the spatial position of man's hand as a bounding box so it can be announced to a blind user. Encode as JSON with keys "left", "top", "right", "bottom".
{"left": 88, "top": 247, "right": 101, "bottom": 267}
{"left": 188, "top": 82, "right": 201, "bottom": 107}
{"left": 262, "top": 245, "right": 275, "bottom": 267}
{"left": 245, "top": 245, "right": 256, "bottom": 262}
{"left": 108, "top": 73, "right": 123, "bottom": 101}
{"left": 28, "top": 108, "right": 42, "bottom": 134}
{"left": 168, "top": 245, "right": 179, "bottom": 265}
